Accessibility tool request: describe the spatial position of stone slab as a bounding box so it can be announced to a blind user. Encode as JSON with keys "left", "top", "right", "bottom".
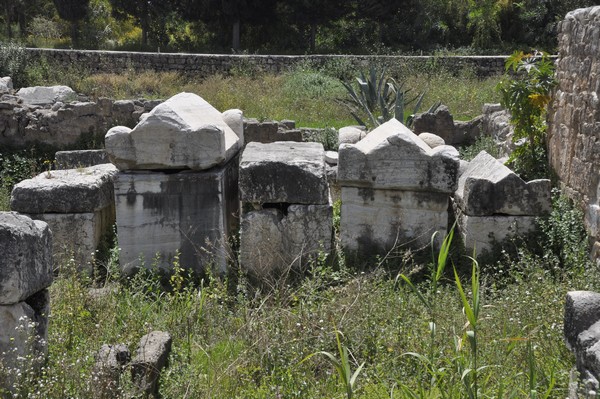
{"left": 455, "top": 151, "right": 551, "bottom": 216}
{"left": 17, "top": 85, "right": 76, "bottom": 105}
{"left": 337, "top": 118, "right": 459, "bottom": 193}
{"left": 454, "top": 204, "right": 537, "bottom": 256}
{"left": 0, "top": 212, "right": 52, "bottom": 305}
{"left": 11, "top": 164, "right": 118, "bottom": 214}
{"left": 239, "top": 141, "right": 328, "bottom": 204}
{"left": 131, "top": 331, "right": 172, "bottom": 398}
{"left": 340, "top": 187, "right": 449, "bottom": 259}
{"left": 243, "top": 119, "right": 303, "bottom": 145}
{"left": 114, "top": 159, "right": 239, "bottom": 275}
{"left": 240, "top": 202, "right": 332, "bottom": 280}
{"left": 105, "top": 92, "right": 241, "bottom": 171}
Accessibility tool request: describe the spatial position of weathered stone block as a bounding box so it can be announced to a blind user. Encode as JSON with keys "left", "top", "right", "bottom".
{"left": 338, "top": 118, "right": 459, "bottom": 193}
{"left": 92, "top": 343, "right": 131, "bottom": 399}
{"left": 0, "top": 289, "right": 50, "bottom": 392}
{"left": 114, "top": 160, "right": 238, "bottom": 275}
{"left": 105, "top": 92, "right": 241, "bottom": 171}
{"left": 340, "top": 187, "right": 448, "bottom": 257}
{"left": 454, "top": 205, "right": 537, "bottom": 256}
{"left": 131, "top": 331, "right": 172, "bottom": 398}
{"left": 239, "top": 141, "right": 328, "bottom": 204}
{"left": 565, "top": 291, "right": 600, "bottom": 352}
{"left": 55, "top": 149, "right": 109, "bottom": 169}
{"left": 243, "top": 119, "right": 302, "bottom": 144}
{"left": 0, "top": 213, "right": 52, "bottom": 305}
{"left": 240, "top": 203, "right": 332, "bottom": 280}
{"left": 11, "top": 164, "right": 118, "bottom": 214}
{"left": 16, "top": 85, "right": 76, "bottom": 105}
{"left": 455, "top": 151, "right": 551, "bottom": 216}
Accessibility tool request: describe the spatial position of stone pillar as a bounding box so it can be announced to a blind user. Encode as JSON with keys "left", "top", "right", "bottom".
{"left": 454, "top": 151, "right": 551, "bottom": 257}
{"left": 105, "top": 92, "right": 243, "bottom": 276}
{"left": 239, "top": 141, "right": 332, "bottom": 281}
{"left": 10, "top": 164, "right": 118, "bottom": 274}
{"left": 337, "top": 118, "right": 459, "bottom": 262}
{"left": 0, "top": 212, "right": 52, "bottom": 392}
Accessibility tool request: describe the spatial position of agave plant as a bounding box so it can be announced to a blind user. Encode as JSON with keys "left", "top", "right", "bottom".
{"left": 339, "top": 66, "right": 425, "bottom": 129}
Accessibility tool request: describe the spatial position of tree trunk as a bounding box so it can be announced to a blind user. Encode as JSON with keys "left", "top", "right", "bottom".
{"left": 309, "top": 22, "right": 317, "bottom": 53}
{"left": 232, "top": 18, "right": 240, "bottom": 51}
{"left": 70, "top": 20, "right": 79, "bottom": 47}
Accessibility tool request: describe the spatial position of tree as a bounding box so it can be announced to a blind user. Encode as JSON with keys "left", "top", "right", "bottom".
{"left": 109, "top": 0, "right": 175, "bottom": 48}
{"left": 53, "top": 0, "right": 90, "bottom": 47}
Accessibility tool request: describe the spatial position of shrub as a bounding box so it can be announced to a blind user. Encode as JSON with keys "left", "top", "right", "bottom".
{"left": 0, "top": 41, "right": 29, "bottom": 88}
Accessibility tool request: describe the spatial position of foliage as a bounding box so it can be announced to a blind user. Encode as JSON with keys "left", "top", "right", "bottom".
{"left": 497, "top": 50, "right": 557, "bottom": 180}
{"left": 0, "top": 41, "right": 29, "bottom": 87}
{"left": 459, "top": 134, "right": 502, "bottom": 161}
{"left": 340, "top": 67, "right": 425, "bottom": 129}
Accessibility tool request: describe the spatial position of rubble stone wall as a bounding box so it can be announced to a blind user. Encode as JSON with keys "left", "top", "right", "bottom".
{"left": 24, "top": 48, "right": 509, "bottom": 78}
{"left": 547, "top": 6, "right": 600, "bottom": 258}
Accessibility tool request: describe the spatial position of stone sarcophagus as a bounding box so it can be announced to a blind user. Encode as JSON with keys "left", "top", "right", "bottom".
{"left": 337, "top": 118, "right": 460, "bottom": 261}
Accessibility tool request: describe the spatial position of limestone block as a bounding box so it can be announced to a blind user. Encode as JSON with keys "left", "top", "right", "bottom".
{"left": 340, "top": 187, "right": 448, "bottom": 258}
{"left": 131, "top": 331, "right": 172, "bottom": 398}
{"left": 338, "top": 118, "right": 459, "bottom": 193}
{"left": 93, "top": 344, "right": 131, "bottom": 399}
{"left": 55, "top": 149, "right": 109, "bottom": 169}
{"left": 454, "top": 205, "right": 537, "bottom": 256}
{"left": 105, "top": 92, "right": 241, "bottom": 171}
{"left": 239, "top": 141, "right": 328, "bottom": 204}
{"left": 114, "top": 159, "right": 238, "bottom": 275}
{"left": 0, "top": 290, "right": 50, "bottom": 392}
{"left": 11, "top": 164, "right": 117, "bottom": 214}
{"left": 17, "top": 85, "right": 76, "bottom": 105}
{"left": 455, "top": 151, "right": 551, "bottom": 216}
{"left": 413, "top": 104, "right": 456, "bottom": 143}
{"left": 240, "top": 203, "right": 332, "bottom": 280}
{"left": 0, "top": 213, "right": 52, "bottom": 305}
{"left": 565, "top": 291, "right": 600, "bottom": 352}
{"left": 243, "top": 119, "right": 302, "bottom": 144}
{"left": 28, "top": 205, "right": 115, "bottom": 273}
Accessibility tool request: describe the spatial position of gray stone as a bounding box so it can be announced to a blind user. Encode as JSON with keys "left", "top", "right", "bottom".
{"left": 0, "top": 76, "right": 12, "bottom": 94}
{"left": 0, "top": 290, "right": 50, "bottom": 392}
{"left": 0, "top": 213, "right": 52, "bottom": 305}
{"left": 17, "top": 85, "right": 76, "bottom": 105}
{"left": 325, "top": 151, "right": 338, "bottom": 165}
{"left": 92, "top": 344, "right": 131, "bottom": 399}
{"left": 11, "top": 164, "right": 118, "bottom": 214}
{"left": 131, "top": 331, "right": 172, "bottom": 398}
{"left": 455, "top": 151, "right": 551, "bottom": 216}
{"left": 338, "top": 118, "right": 459, "bottom": 193}
{"left": 340, "top": 187, "right": 448, "bottom": 258}
{"left": 55, "top": 149, "right": 110, "bottom": 169}
{"left": 222, "top": 108, "right": 244, "bottom": 145}
{"left": 105, "top": 92, "right": 241, "bottom": 171}
{"left": 240, "top": 203, "right": 332, "bottom": 280}
{"left": 413, "top": 104, "right": 456, "bottom": 143}
{"left": 239, "top": 141, "right": 328, "bottom": 204}
{"left": 338, "top": 125, "right": 367, "bottom": 147}
{"left": 418, "top": 132, "right": 445, "bottom": 148}
{"left": 243, "top": 119, "right": 302, "bottom": 144}
{"left": 565, "top": 291, "right": 600, "bottom": 352}
{"left": 454, "top": 204, "right": 537, "bottom": 256}
{"left": 114, "top": 160, "right": 238, "bottom": 276}
{"left": 454, "top": 116, "right": 483, "bottom": 144}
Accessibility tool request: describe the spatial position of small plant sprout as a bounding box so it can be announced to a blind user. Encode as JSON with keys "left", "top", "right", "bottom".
{"left": 301, "top": 329, "right": 364, "bottom": 399}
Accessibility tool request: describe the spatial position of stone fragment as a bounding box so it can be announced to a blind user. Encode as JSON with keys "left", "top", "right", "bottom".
{"left": 11, "top": 164, "right": 117, "bottom": 214}
{"left": 105, "top": 92, "right": 241, "bottom": 170}
{"left": 17, "top": 85, "right": 76, "bottom": 105}
{"left": 92, "top": 344, "right": 131, "bottom": 399}
{"left": 418, "top": 132, "right": 445, "bottom": 148}
{"left": 338, "top": 118, "right": 459, "bottom": 193}
{"left": 222, "top": 108, "right": 244, "bottom": 145}
{"left": 240, "top": 203, "right": 332, "bottom": 280}
{"left": 0, "top": 76, "right": 12, "bottom": 94}
{"left": 114, "top": 160, "right": 238, "bottom": 276}
{"left": 565, "top": 291, "right": 600, "bottom": 352}
{"left": 131, "top": 331, "right": 172, "bottom": 398}
{"left": 55, "top": 149, "right": 110, "bottom": 169}
{"left": 239, "top": 141, "right": 328, "bottom": 204}
{"left": 0, "top": 213, "right": 52, "bottom": 305}
{"left": 325, "top": 151, "right": 338, "bottom": 165}
{"left": 340, "top": 187, "right": 448, "bottom": 257}
{"left": 338, "top": 125, "right": 366, "bottom": 147}
{"left": 455, "top": 151, "right": 551, "bottom": 216}
{"left": 413, "top": 104, "right": 455, "bottom": 143}
{"left": 0, "top": 290, "right": 50, "bottom": 392}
